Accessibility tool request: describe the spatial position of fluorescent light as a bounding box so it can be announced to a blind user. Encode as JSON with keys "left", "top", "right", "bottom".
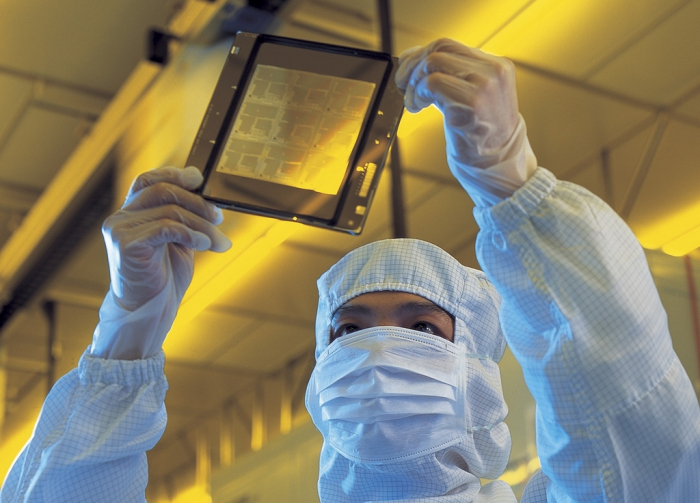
{"left": 634, "top": 200, "right": 700, "bottom": 256}
{"left": 169, "top": 221, "right": 296, "bottom": 330}
{"left": 662, "top": 225, "right": 700, "bottom": 257}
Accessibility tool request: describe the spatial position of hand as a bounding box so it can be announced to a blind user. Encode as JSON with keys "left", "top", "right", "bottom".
{"left": 102, "top": 166, "right": 231, "bottom": 312}
{"left": 395, "top": 39, "right": 536, "bottom": 205}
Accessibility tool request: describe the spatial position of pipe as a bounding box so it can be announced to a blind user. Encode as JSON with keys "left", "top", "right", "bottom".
{"left": 683, "top": 255, "right": 700, "bottom": 385}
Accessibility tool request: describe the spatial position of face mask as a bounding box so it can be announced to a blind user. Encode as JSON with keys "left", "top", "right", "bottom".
{"left": 305, "top": 326, "right": 467, "bottom": 464}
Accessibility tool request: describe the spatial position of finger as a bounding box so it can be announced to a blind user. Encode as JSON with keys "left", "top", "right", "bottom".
{"left": 128, "top": 166, "right": 203, "bottom": 198}
{"left": 404, "top": 53, "right": 492, "bottom": 113}
{"left": 413, "top": 72, "right": 479, "bottom": 115}
{"left": 119, "top": 204, "right": 232, "bottom": 252}
{"left": 418, "top": 52, "right": 492, "bottom": 84}
{"left": 124, "top": 181, "right": 224, "bottom": 225}
{"left": 126, "top": 219, "right": 214, "bottom": 253}
{"left": 395, "top": 45, "right": 425, "bottom": 89}
{"left": 397, "top": 38, "right": 484, "bottom": 88}
{"left": 430, "top": 38, "right": 494, "bottom": 62}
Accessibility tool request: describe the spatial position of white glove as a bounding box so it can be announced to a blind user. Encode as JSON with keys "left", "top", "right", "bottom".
{"left": 395, "top": 38, "right": 537, "bottom": 206}
{"left": 91, "top": 166, "right": 231, "bottom": 360}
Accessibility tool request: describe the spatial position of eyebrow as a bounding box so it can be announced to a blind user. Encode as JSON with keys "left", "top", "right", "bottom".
{"left": 331, "top": 304, "right": 373, "bottom": 323}
{"left": 331, "top": 299, "right": 453, "bottom": 323}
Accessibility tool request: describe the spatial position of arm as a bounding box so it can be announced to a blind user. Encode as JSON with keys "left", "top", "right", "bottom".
{"left": 476, "top": 168, "right": 700, "bottom": 501}
{"left": 1, "top": 353, "right": 167, "bottom": 503}
{"left": 396, "top": 39, "right": 700, "bottom": 501}
{"left": 1, "top": 166, "right": 231, "bottom": 502}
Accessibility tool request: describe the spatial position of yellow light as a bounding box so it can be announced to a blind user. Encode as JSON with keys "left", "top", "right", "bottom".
{"left": 396, "top": 105, "right": 442, "bottom": 139}
{"left": 633, "top": 200, "right": 700, "bottom": 253}
{"left": 661, "top": 225, "right": 700, "bottom": 257}
{"left": 168, "top": 220, "right": 296, "bottom": 333}
{"left": 171, "top": 484, "right": 212, "bottom": 503}
{"left": 498, "top": 462, "right": 530, "bottom": 486}
{"left": 527, "top": 456, "right": 541, "bottom": 473}
{"left": 0, "top": 413, "right": 39, "bottom": 483}
{"left": 496, "top": 457, "right": 540, "bottom": 487}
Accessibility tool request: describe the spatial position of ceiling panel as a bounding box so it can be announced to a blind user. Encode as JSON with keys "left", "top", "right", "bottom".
{"left": 48, "top": 226, "right": 110, "bottom": 294}
{"left": 0, "top": 0, "right": 171, "bottom": 94}
{"left": 627, "top": 119, "right": 700, "bottom": 232}
{"left": 675, "top": 87, "right": 700, "bottom": 122}
{"left": 211, "top": 322, "right": 314, "bottom": 372}
{"left": 392, "top": 0, "right": 534, "bottom": 50}
{"left": 567, "top": 159, "right": 607, "bottom": 203}
{"left": 587, "top": 0, "right": 700, "bottom": 105}
{"left": 0, "top": 74, "right": 31, "bottom": 138}
{"left": 203, "top": 245, "right": 340, "bottom": 330}
{"left": 401, "top": 183, "right": 478, "bottom": 253}
{"left": 481, "top": 0, "right": 687, "bottom": 79}
{"left": 2, "top": 306, "right": 48, "bottom": 348}
{"left": 164, "top": 363, "right": 257, "bottom": 413}
{"left": 607, "top": 123, "right": 654, "bottom": 212}
{"left": 166, "top": 310, "right": 263, "bottom": 363}
{"left": 516, "top": 67, "right": 654, "bottom": 174}
{"left": 0, "top": 212, "right": 16, "bottom": 251}
{"left": 0, "top": 106, "right": 87, "bottom": 189}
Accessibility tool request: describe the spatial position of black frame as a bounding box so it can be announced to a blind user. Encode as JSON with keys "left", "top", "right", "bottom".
{"left": 185, "top": 32, "right": 404, "bottom": 234}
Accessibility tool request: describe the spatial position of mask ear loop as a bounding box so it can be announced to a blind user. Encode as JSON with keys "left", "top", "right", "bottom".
{"left": 454, "top": 317, "right": 472, "bottom": 435}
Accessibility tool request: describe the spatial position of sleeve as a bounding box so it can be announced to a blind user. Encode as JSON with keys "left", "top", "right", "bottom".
{"left": 0, "top": 349, "right": 168, "bottom": 503}
{"left": 473, "top": 167, "right": 700, "bottom": 502}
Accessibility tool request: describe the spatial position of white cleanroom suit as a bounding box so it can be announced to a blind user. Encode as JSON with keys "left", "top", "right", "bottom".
{"left": 305, "top": 167, "right": 700, "bottom": 502}
{"left": 3, "top": 37, "right": 700, "bottom": 502}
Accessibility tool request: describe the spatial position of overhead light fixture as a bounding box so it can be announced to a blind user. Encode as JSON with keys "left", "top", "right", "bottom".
{"left": 165, "top": 220, "right": 296, "bottom": 345}
{"left": 635, "top": 200, "right": 700, "bottom": 257}
{"left": 661, "top": 225, "right": 700, "bottom": 257}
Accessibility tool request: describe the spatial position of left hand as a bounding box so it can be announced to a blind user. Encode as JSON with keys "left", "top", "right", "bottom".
{"left": 395, "top": 38, "right": 520, "bottom": 168}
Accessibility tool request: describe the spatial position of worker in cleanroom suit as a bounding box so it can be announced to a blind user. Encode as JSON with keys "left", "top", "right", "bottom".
{"left": 2, "top": 37, "right": 699, "bottom": 502}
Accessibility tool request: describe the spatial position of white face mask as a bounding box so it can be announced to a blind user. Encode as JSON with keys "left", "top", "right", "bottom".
{"left": 305, "top": 326, "right": 467, "bottom": 464}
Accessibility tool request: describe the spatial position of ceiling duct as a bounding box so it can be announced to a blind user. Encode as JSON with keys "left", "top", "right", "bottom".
{"left": 0, "top": 166, "right": 114, "bottom": 335}
{"left": 194, "top": 0, "right": 300, "bottom": 45}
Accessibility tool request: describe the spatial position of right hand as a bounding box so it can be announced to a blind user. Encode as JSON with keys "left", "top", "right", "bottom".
{"left": 102, "top": 166, "right": 231, "bottom": 312}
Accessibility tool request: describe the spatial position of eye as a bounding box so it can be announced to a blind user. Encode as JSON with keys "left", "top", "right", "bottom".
{"left": 331, "top": 324, "right": 361, "bottom": 342}
{"left": 412, "top": 322, "right": 437, "bottom": 335}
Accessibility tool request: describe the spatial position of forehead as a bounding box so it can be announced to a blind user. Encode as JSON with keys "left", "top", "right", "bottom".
{"left": 343, "top": 291, "right": 430, "bottom": 306}
{"left": 334, "top": 291, "right": 449, "bottom": 316}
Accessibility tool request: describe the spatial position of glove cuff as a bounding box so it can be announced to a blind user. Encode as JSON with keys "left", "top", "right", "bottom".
{"left": 90, "top": 272, "right": 179, "bottom": 360}
{"left": 448, "top": 115, "right": 538, "bottom": 207}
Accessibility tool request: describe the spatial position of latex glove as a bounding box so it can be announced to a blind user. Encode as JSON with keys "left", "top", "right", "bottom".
{"left": 395, "top": 38, "right": 538, "bottom": 206}
{"left": 91, "top": 166, "right": 231, "bottom": 360}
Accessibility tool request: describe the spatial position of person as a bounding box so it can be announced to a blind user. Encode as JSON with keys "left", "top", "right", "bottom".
{"left": 2, "top": 38, "right": 699, "bottom": 502}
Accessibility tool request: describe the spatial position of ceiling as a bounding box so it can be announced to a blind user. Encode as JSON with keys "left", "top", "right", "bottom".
{"left": 1, "top": 0, "right": 700, "bottom": 500}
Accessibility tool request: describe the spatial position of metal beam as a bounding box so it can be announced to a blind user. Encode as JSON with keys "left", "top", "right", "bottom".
{"left": 42, "top": 301, "right": 57, "bottom": 394}
{"left": 0, "top": 344, "right": 7, "bottom": 436}
{"left": 3, "top": 357, "right": 47, "bottom": 374}
{"left": 195, "top": 425, "right": 211, "bottom": 489}
{"left": 280, "top": 361, "right": 293, "bottom": 434}
{"left": 619, "top": 110, "right": 670, "bottom": 219}
{"left": 600, "top": 147, "right": 614, "bottom": 208}
{"left": 8, "top": 372, "right": 44, "bottom": 407}
{"left": 377, "top": 0, "right": 407, "bottom": 238}
{"left": 220, "top": 405, "right": 234, "bottom": 467}
{"left": 0, "top": 182, "right": 41, "bottom": 214}
{"left": 250, "top": 382, "right": 266, "bottom": 451}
